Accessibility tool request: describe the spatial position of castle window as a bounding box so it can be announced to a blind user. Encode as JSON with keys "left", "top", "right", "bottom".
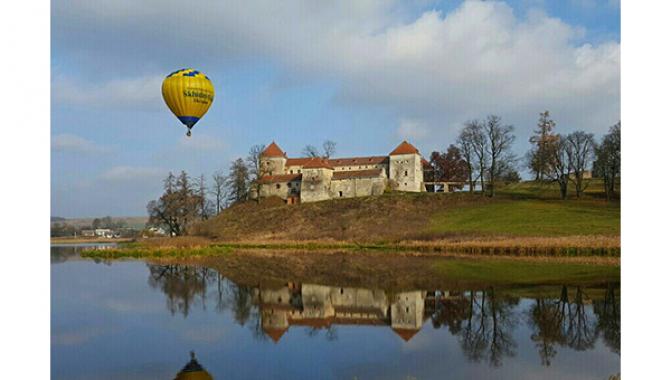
{"left": 290, "top": 169, "right": 293, "bottom": 174}
{"left": 276, "top": 184, "right": 281, "bottom": 189}
{"left": 339, "top": 191, "right": 343, "bottom": 197}
{"left": 404, "top": 170, "right": 408, "bottom": 176}
{"left": 298, "top": 170, "right": 301, "bottom": 174}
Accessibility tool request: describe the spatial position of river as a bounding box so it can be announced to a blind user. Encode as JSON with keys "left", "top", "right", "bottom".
{"left": 51, "top": 244, "right": 619, "bottom": 380}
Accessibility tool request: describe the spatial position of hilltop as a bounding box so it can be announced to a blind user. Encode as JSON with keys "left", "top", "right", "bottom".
{"left": 192, "top": 181, "right": 620, "bottom": 245}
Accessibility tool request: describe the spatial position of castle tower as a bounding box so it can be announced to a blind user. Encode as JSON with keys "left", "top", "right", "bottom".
{"left": 300, "top": 158, "right": 334, "bottom": 203}
{"left": 260, "top": 141, "right": 287, "bottom": 176}
{"left": 389, "top": 141, "right": 424, "bottom": 192}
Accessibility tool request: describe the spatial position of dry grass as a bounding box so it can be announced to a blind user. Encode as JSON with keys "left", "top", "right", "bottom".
{"left": 191, "top": 184, "right": 619, "bottom": 243}
{"left": 394, "top": 235, "right": 620, "bottom": 256}
{"left": 138, "top": 236, "right": 213, "bottom": 248}
{"left": 94, "top": 233, "right": 619, "bottom": 259}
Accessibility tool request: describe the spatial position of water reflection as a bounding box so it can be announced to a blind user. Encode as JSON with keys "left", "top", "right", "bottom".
{"left": 174, "top": 351, "right": 213, "bottom": 380}
{"left": 51, "top": 244, "right": 116, "bottom": 264}
{"left": 147, "top": 263, "right": 620, "bottom": 368}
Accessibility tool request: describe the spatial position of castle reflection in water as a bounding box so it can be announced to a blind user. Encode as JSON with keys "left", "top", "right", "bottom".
{"left": 146, "top": 263, "right": 620, "bottom": 367}
{"left": 259, "top": 283, "right": 433, "bottom": 342}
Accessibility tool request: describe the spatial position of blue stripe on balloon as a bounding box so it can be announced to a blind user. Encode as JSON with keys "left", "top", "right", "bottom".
{"left": 177, "top": 116, "right": 200, "bottom": 128}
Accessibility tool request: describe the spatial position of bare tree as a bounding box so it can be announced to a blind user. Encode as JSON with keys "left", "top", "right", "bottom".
{"left": 484, "top": 115, "right": 516, "bottom": 197}
{"left": 547, "top": 135, "right": 571, "bottom": 200}
{"left": 593, "top": 122, "right": 620, "bottom": 201}
{"left": 147, "top": 171, "right": 202, "bottom": 236}
{"left": 197, "top": 174, "right": 213, "bottom": 220}
{"left": 565, "top": 131, "right": 595, "bottom": 198}
{"left": 225, "top": 158, "right": 250, "bottom": 204}
{"left": 461, "top": 120, "right": 488, "bottom": 194}
{"left": 322, "top": 140, "right": 337, "bottom": 158}
{"left": 457, "top": 130, "right": 475, "bottom": 192}
{"left": 302, "top": 145, "right": 321, "bottom": 158}
{"left": 211, "top": 171, "right": 226, "bottom": 214}
{"left": 246, "top": 144, "right": 267, "bottom": 202}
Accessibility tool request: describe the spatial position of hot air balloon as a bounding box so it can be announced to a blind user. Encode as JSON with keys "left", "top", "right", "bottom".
{"left": 162, "top": 68, "right": 215, "bottom": 137}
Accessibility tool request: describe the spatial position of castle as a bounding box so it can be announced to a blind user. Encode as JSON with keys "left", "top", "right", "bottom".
{"left": 253, "top": 140, "right": 428, "bottom": 204}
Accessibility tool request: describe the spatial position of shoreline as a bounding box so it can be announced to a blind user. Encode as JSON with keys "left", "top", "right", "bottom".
{"left": 51, "top": 237, "right": 134, "bottom": 244}
{"left": 79, "top": 235, "right": 620, "bottom": 262}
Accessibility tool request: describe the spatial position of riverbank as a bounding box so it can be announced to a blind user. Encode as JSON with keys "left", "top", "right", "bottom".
{"left": 50, "top": 237, "right": 133, "bottom": 244}
{"left": 80, "top": 233, "right": 619, "bottom": 259}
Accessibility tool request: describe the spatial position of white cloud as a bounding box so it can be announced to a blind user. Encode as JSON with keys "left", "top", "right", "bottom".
{"left": 397, "top": 118, "right": 428, "bottom": 140}
{"left": 53, "top": 0, "right": 620, "bottom": 137}
{"left": 52, "top": 133, "right": 110, "bottom": 154}
{"left": 52, "top": 74, "right": 164, "bottom": 109}
{"left": 100, "top": 166, "right": 165, "bottom": 182}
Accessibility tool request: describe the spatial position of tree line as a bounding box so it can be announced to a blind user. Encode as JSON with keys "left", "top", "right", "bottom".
{"left": 147, "top": 140, "right": 337, "bottom": 235}
{"left": 427, "top": 111, "right": 620, "bottom": 200}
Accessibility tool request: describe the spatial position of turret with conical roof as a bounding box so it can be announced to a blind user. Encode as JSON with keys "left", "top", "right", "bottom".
{"left": 260, "top": 141, "right": 288, "bottom": 176}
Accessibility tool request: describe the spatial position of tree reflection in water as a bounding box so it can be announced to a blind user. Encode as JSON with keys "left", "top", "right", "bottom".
{"left": 145, "top": 264, "right": 619, "bottom": 367}
{"left": 452, "top": 288, "right": 519, "bottom": 367}
{"left": 593, "top": 283, "right": 620, "bottom": 355}
{"left": 526, "top": 285, "right": 614, "bottom": 366}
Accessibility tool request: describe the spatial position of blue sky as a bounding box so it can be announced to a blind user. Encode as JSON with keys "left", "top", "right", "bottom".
{"left": 51, "top": 0, "right": 620, "bottom": 218}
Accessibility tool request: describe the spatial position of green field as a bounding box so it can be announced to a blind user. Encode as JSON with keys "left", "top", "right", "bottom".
{"left": 429, "top": 199, "right": 620, "bottom": 237}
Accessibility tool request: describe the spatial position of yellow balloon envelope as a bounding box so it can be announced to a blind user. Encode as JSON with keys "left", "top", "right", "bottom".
{"left": 162, "top": 68, "right": 215, "bottom": 136}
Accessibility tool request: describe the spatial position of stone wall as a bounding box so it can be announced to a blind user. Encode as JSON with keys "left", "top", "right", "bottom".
{"left": 261, "top": 157, "right": 286, "bottom": 176}
{"left": 259, "top": 179, "right": 301, "bottom": 200}
{"left": 332, "top": 163, "right": 388, "bottom": 172}
{"left": 300, "top": 168, "right": 333, "bottom": 203}
{"left": 329, "top": 176, "right": 386, "bottom": 199}
{"left": 389, "top": 153, "right": 424, "bottom": 192}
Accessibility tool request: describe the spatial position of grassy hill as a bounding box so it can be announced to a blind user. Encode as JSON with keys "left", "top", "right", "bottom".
{"left": 192, "top": 181, "right": 620, "bottom": 243}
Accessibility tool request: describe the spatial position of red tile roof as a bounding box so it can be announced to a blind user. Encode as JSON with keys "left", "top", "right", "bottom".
{"left": 302, "top": 157, "right": 334, "bottom": 169}
{"left": 262, "top": 327, "right": 288, "bottom": 343}
{"left": 390, "top": 141, "right": 420, "bottom": 155}
{"left": 287, "top": 156, "right": 388, "bottom": 168}
{"left": 392, "top": 328, "right": 420, "bottom": 342}
{"left": 332, "top": 169, "right": 383, "bottom": 180}
{"left": 285, "top": 157, "right": 315, "bottom": 166}
{"left": 261, "top": 141, "right": 286, "bottom": 157}
{"left": 258, "top": 173, "right": 302, "bottom": 184}
{"left": 328, "top": 156, "right": 388, "bottom": 167}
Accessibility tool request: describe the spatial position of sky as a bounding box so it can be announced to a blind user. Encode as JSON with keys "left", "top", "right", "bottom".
{"left": 51, "top": 0, "right": 620, "bottom": 218}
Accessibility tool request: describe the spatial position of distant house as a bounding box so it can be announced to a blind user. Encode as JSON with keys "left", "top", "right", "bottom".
{"left": 146, "top": 226, "right": 167, "bottom": 236}
{"left": 94, "top": 229, "right": 113, "bottom": 238}
{"left": 81, "top": 229, "right": 95, "bottom": 237}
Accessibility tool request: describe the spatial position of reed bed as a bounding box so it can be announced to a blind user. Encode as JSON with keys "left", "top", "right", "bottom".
{"left": 82, "top": 234, "right": 619, "bottom": 259}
